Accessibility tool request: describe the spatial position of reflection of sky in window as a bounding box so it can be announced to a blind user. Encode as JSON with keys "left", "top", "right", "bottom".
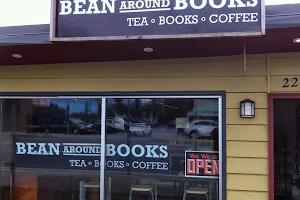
{"left": 107, "top": 99, "right": 160, "bottom": 105}
{"left": 50, "top": 98, "right": 218, "bottom": 115}
{"left": 49, "top": 99, "right": 150, "bottom": 114}
{"left": 50, "top": 99, "right": 99, "bottom": 114}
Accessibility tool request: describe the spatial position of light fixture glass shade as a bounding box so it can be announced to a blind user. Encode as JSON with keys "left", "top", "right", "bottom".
{"left": 294, "top": 38, "right": 300, "bottom": 43}
{"left": 240, "top": 99, "right": 255, "bottom": 118}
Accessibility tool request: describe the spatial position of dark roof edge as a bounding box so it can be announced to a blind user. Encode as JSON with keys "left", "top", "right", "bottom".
{"left": 0, "top": 24, "right": 49, "bottom": 36}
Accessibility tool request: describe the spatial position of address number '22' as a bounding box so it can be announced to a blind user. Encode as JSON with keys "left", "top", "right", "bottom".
{"left": 283, "top": 78, "right": 299, "bottom": 88}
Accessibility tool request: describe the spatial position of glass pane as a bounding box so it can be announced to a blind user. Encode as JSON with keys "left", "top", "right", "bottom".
{"left": 105, "top": 98, "right": 220, "bottom": 200}
{"left": 0, "top": 98, "right": 102, "bottom": 200}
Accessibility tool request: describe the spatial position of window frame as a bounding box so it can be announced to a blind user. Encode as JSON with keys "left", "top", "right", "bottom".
{"left": 0, "top": 91, "right": 226, "bottom": 200}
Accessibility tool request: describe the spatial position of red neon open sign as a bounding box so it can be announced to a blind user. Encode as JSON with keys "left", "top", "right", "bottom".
{"left": 185, "top": 151, "right": 219, "bottom": 177}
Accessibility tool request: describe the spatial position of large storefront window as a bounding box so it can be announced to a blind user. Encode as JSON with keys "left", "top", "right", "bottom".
{"left": 105, "top": 97, "right": 221, "bottom": 200}
{"left": 0, "top": 98, "right": 102, "bottom": 200}
{"left": 0, "top": 94, "right": 224, "bottom": 200}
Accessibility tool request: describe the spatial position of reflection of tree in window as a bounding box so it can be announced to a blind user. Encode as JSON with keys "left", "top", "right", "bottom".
{"left": 143, "top": 102, "right": 152, "bottom": 118}
{"left": 133, "top": 98, "right": 142, "bottom": 116}
{"left": 84, "top": 101, "right": 90, "bottom": 115}
{"left": 33, "top": 102, "right": 67, "bottom": 118}
{"left": 149, "top": 98, "right": 160, "bottom": 124}
{"left": 113, "top": 99, "right": 127, "bottom": 114}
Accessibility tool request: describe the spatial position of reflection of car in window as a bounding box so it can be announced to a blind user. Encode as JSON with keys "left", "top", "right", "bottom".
{"left": 107, "top": 117, "right": 129, "bottom": 132}
{"left": 147, "top": 117, "right": 157, "bottom": 126}
{"left": 84, "top": 119, "right": 101, "bottom": 125}
{"left": 84, "top": 119, "right": 117, "bottom": 133}
{"left": 129, "top": 123, "right": 152, "bottom": 136}
{"left": 28, "top": 116, "right": 94, "bottom": 134}
{"left": 68, "top": 117, "right": 89, "bottom": 134}
{"left": 133, "top": 117, "right": 146, "bottom": 123}
{"left": 69, "top": 117, "right": 84, "bottom": 125}
{"left": 183, "top": 120, "right": 218, "bottom": 139}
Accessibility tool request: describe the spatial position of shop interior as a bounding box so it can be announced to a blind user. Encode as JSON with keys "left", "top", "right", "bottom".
{"left": 274, "top": 99, "right": 300, "bottom": 200}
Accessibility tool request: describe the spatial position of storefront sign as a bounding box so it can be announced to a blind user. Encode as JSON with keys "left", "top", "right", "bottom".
{"left": 185, "top": 151, "right": 219, "bottom": 178}
{"left": 14, "top": 135, "right": 169, "bottom": 173}
{"left": 50, "top": 0, "right": 265, "bottom": 41}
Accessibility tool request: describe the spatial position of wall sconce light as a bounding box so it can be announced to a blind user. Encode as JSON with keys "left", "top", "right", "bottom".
{"left": 240, "top": 99, "right": 255, "bottom": 118}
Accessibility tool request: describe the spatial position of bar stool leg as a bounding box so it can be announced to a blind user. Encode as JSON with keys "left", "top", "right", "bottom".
{"left": 150, "top": 191, "right": 154, "bottom": 200}
{"left": 183, "top": 192, "right": 187, "bottom": 200}
{"left": 129, "top": 190, "right": 133, "bottom": 200}
{"left": 155, "top": 183, "right": 158, "bottom": 200}
{"left": 209, "top": 181, "right": 211, "bottom": 200}
{"left": 205, "top": 194, "right": 209, "bottom": 200}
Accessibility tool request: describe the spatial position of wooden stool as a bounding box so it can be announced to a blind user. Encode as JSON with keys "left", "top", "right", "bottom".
{"left": 79, "top": 181, "right": 100, "bottom": 200}
{"left": 129, "top": 185, "right": 155, "bottom": 200}
{"left": 183, "top": 187, "right": 209, "bottom": 200}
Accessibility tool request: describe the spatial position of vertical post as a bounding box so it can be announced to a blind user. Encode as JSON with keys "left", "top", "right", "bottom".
{"left": 218, "top": 97, "right": 222, "bottom": 200}
{"left": 0, "top": 99, "right": 3, "bottom": 198}
{"left": 267, "top": 54, "right": 270, "bottom": 93}
{"left": 108, "top": 177, "right": 112, "bottom": 200}
{"left": 67, "top": 99, "right": 69, "bottom": 134}
{"left": 79, "top": 181, "right": 85, "bottom": 200}
{"left": 7, "top": 100, "right": 17, "bottom": 200}
{"left": 100, "top": 98, "right": 106, "bottom": 200}
{"left": 162, "top": 100, "right": 165, "bottom": 125}
{"left": 127, "top": 99, "right": 132, "bottom": 174}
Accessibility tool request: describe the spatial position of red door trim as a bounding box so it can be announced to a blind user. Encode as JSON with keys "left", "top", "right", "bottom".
{"left": 268, "top": 95, "right": 274, "bottom": 200}
{"left": 268, "top": 93, "right": 300, "bottom": 200}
